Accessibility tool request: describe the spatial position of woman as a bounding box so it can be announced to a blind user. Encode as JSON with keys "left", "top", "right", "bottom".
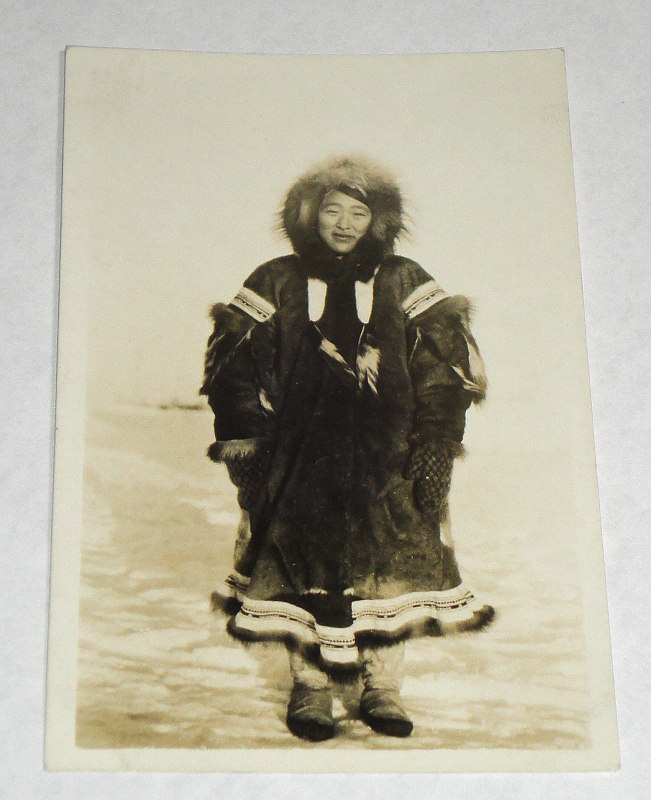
{"left": 201, "top": 155, "right": 493, "bottom": 741}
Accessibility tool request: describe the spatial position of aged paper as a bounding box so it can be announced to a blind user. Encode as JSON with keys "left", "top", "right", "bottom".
{"left": 46, "top": 46, "right": 619, "bottom": 771}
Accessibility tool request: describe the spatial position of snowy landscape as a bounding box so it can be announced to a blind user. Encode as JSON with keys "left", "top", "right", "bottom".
{"left": 76, "top": 405, "right": 591, "bottom": 751}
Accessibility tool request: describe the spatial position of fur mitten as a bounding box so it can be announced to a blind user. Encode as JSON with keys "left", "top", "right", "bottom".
{"left": 404, "top": 440, "right": 458, "bottom": 515}
{"left": 207, "top": 439, "right": 270, "bottom": 511}
{"left": 227, "top": 456, "right": 269, "bottom": 510}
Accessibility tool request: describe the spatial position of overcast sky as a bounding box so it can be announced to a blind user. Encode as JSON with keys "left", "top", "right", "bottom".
{"left": 61, "top": 48, "right": 589, "bottom": 460}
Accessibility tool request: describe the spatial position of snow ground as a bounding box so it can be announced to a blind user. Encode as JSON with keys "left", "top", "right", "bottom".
{"left": 75, "top": 407, "right": 590, "bottom": 750}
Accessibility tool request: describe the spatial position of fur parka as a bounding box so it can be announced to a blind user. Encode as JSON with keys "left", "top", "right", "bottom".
{"left": 201, "top": 156, "right": 492, "bottom": 669}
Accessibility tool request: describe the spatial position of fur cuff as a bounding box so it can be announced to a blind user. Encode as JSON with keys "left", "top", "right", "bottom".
{"left": 207, "top": 437, "right": 269, "bottom": 464}
{"left": 436, "top": 294, "right": 474, "bottom": 321}
{"left": 407, "top": 437, "right": 466, "bottom": 459}
{"left": 209, "top": 302, "right": 250, "bottom": 329}
{"left": 412, "top": 293, "right": 474, "bottom": 326}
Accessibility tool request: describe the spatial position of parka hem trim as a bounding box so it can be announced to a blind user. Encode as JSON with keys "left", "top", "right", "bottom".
{"left": 211, "top": 582, "right": 494, "bottom": 669}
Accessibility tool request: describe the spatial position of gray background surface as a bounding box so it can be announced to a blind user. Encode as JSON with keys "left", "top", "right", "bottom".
{"left": 1, "top": 0, "right": 649, "bottom": 797}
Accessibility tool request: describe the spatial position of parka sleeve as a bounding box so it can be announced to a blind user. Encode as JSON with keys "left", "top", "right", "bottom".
{"left": 200, "top": 264, "right": 278, "bottom": 458}
{"left": 401, "top": 264, "right": 486, "bottom": 448}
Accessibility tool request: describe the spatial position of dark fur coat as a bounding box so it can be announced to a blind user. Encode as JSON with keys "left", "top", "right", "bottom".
{"left": 201, "top": 157, "right": 492, "bottom": 668}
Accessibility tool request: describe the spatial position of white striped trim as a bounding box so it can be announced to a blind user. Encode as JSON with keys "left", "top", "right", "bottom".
{"left": 235, "top": 598, "right": 317, "bottom": 634}
{"left": 230, "top": 583, "right": 486, "bottom": 666}
{"left": 231, "top": 286, "right": 275, "bottom": 322}
{"left": 402, "top": 279, "right": 450, "bottom": 319}
{"left": 213, "top": 570, "right": 251, "bottom": 603}
{"left": 352, "top": 586, "right": 482, "bottom": 629}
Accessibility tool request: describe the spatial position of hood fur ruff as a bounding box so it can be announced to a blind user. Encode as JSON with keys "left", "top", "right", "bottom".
{"left": 281, "top": 155, "right": 406, "bottom": 257}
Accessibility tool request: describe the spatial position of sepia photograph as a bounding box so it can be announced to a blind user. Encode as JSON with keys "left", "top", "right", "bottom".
{"left": 46, "top": 46, "right": 618, "bottom": 771}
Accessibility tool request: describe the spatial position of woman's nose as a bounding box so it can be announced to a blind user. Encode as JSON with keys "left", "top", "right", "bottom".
{"left": 335, "top": 214, "right": 352, "bottom": 230}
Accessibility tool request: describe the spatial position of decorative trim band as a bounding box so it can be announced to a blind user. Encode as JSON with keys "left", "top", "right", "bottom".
{"left": 231, "top": 286, "right": 275, "bottom": 322}
{"left": 210, "top": 570, "right": 252, "bottom": 604}
{"left": 229, "top": 584, "right": 490, "bottom": 666}
{"left": 402, "top": 280, "right": 450, "bottom": 319}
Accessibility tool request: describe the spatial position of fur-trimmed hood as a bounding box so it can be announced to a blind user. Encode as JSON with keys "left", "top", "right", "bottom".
{"left": 281, "top": 155, "right": 406, "bottom": 259}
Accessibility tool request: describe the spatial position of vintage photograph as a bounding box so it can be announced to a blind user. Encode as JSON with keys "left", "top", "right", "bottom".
{"left": 46, "top": 47, "right": 618, "bottom": 771}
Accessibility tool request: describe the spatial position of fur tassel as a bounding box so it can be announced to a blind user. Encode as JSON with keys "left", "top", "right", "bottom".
{"left": 415, "top": 294, "right": 488, "bottom": 403}
{"left": 356, "top": 342, "right": 381, "bottom": 396}
{"left": 459, "top": 321, "right": 487, "bottom": 402}
{"left": 316, "top": 334, "right": 358, "bottom": 387}
{"left": 319, "top": 335, "right": 348, "bottom": 366}
{"left": 258, "top": 388, "right": 274, "bottom": 414}
{"left": 207, "top": 437, "right": 268, "bottom": 463}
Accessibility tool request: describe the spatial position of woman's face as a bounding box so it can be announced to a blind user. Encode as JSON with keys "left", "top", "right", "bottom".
{"left": 317, "top": 190, "right": 372, "bottom": 254}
